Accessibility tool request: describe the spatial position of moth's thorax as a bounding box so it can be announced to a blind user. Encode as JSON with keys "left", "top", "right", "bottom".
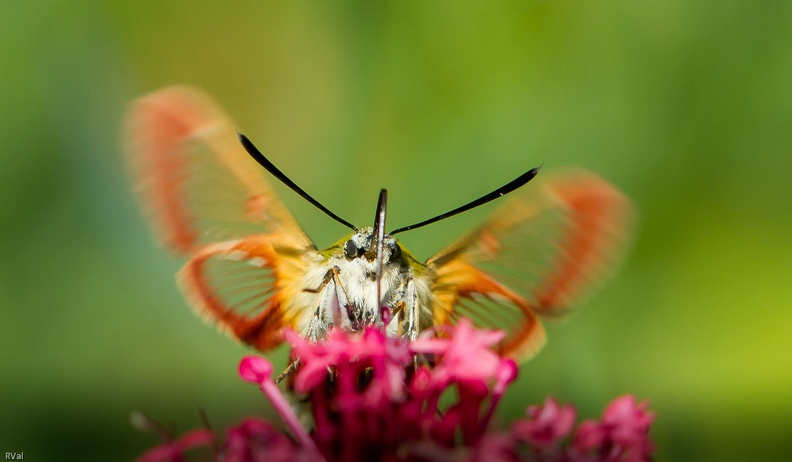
{"left": 330, "top": 227, "right": 409, "bottom": 309}
{"left": 296, "top": 227, "right": 417, "bottom": 337}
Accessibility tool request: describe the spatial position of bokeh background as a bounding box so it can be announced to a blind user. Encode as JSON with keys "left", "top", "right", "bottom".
{"left": 2, "top": 1, "right": 791, "bottom": 460}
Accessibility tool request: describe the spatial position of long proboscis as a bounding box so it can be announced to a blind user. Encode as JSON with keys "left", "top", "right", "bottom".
{"left": 372, "top": 189, "right": 387, "bottom": 323}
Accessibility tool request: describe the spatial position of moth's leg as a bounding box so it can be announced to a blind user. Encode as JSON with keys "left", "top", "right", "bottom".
{"left": 303, "top": 266, "right": 356, "bottom": 340}
{"left": 402, "top": 277, "right": 420, "bottom": 341}
{"left": 329, "top": 267, "right": 352, "bottom": 314}
{"left": 399, "top": 278, "right": 423, "bottom": 371}
{"left": 274, "top": 267, "right": 344, "bottom": 383}
{"left": 270, "top": 270, "right": 340, "bottom": 383}
{"left": 382, "top": 277, "right": 408, "bottom": 336}
{"left": 328, "top": 268, "right": 355, "bottom": 330}
{"left": 274, "top": 358, "right": 300, "bottom": 384}
{"left": 303, "top": 267, "right": 336, "bottom": 294}
{"left": 391, "top": 300, "right": 406, "bottom": 333}
{"left": 303, "top": 267, "right": 340, "bottom": 342}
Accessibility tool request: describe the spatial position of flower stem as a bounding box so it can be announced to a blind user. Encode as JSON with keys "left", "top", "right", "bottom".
{"left": 239, "top": 356, "right": 325, "bottom": 461}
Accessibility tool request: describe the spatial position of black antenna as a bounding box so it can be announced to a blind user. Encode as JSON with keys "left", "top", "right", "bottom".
{"left": 390, "top": 166, "right": 541, "bottom": 235}
{"left": 371, "top": 189, "right": 387, "bottom": 324}
{"left": 239, "top": 133, "right": 357, "bottom": 231}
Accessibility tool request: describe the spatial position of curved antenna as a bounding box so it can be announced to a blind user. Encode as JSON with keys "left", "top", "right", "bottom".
{"left": 239, "top": 133, "right": 357, "bottom": 231}
{"left": 390, "top": 166, "right": 541, "bottom": 235}
{"left": 371, "top": 189, "right": 387, "bottom": 324}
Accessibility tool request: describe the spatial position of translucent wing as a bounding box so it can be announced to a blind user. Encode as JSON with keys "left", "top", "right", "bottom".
{"left": 428, "top": 170, "right": 633, "bottom": 362}
{"left": 126, "top": 85, "right": 313, "bottom": 253}
{"left": 179, "top": 236, "right": 314, "bottom": 351}
{"left": 126, "top": 86, "right": 317, "bottom": 350}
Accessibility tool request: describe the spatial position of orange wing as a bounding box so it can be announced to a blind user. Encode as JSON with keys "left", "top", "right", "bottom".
{"left": 126, "top": 86, "right": 317, "bottom": 350}
{"left": 428, "top": 170, "right": 633, "bottom": 362}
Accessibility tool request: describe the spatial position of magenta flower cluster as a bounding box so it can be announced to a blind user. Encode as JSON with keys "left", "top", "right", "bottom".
{"left": 138, "top": 320, "right": 654, "bottom": 462}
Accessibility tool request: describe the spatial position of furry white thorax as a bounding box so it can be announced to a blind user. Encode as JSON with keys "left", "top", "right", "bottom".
{"left": 299, "top": 227, "right": 425, "bottom": 340}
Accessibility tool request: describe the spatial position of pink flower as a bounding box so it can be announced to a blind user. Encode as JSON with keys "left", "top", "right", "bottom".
{"left": 571, "top": 395, "right": 655, "bottom": 462}
{"left": 136, "top": 321, "right": 656, "bottom": 462}
{"left": 224, "top": 418, "right": 311, "bottom": 462}
{"left": 238, "top": 356, "right": 323, "bottom": 461}
{"left": 512, "top": 397, "right": 577, "bottom": 450}
{"left": 573, "top": 420, "right": 606, "bottom": 453}
{"left": 136, "top": 428, "right": 214, "bottom": 462}
{"left": 410, "top": 319, "right": 506, "bottom": 390}
{"left": 277, "top": 322, "right": 521, "bottom": 460}
{"left": 601, "top": 395, "right": 654, "bottom": 450}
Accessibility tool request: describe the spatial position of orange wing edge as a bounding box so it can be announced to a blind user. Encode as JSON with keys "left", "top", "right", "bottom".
{"left": 532, "top": 171, "right": 635, "bottom": 317}
{"left": 177, "top": 239, "right": 288, "bottom": 352}
{"left": 431, "top": 261, "right": 547, "bottom": 363}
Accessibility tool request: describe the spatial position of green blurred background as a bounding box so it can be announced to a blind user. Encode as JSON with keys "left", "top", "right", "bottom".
{"left": 2, "top": 1, "right": 791, "bottom": 460}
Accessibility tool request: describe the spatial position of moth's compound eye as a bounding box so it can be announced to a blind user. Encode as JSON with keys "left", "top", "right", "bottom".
{"left": 344, "top": 239, "right": 359, "bottom": 260}
{"left": 389, "top": 243, "right": 402, "bottom": 262}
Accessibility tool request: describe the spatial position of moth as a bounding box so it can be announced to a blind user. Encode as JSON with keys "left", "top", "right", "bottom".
{"left": 126, "top": 86, "right": 632, "bottom": 364}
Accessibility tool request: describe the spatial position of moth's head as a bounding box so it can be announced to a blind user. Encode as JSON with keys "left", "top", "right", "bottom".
{"left": 343, "top": 227, "right": 403, "bottom": 266}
